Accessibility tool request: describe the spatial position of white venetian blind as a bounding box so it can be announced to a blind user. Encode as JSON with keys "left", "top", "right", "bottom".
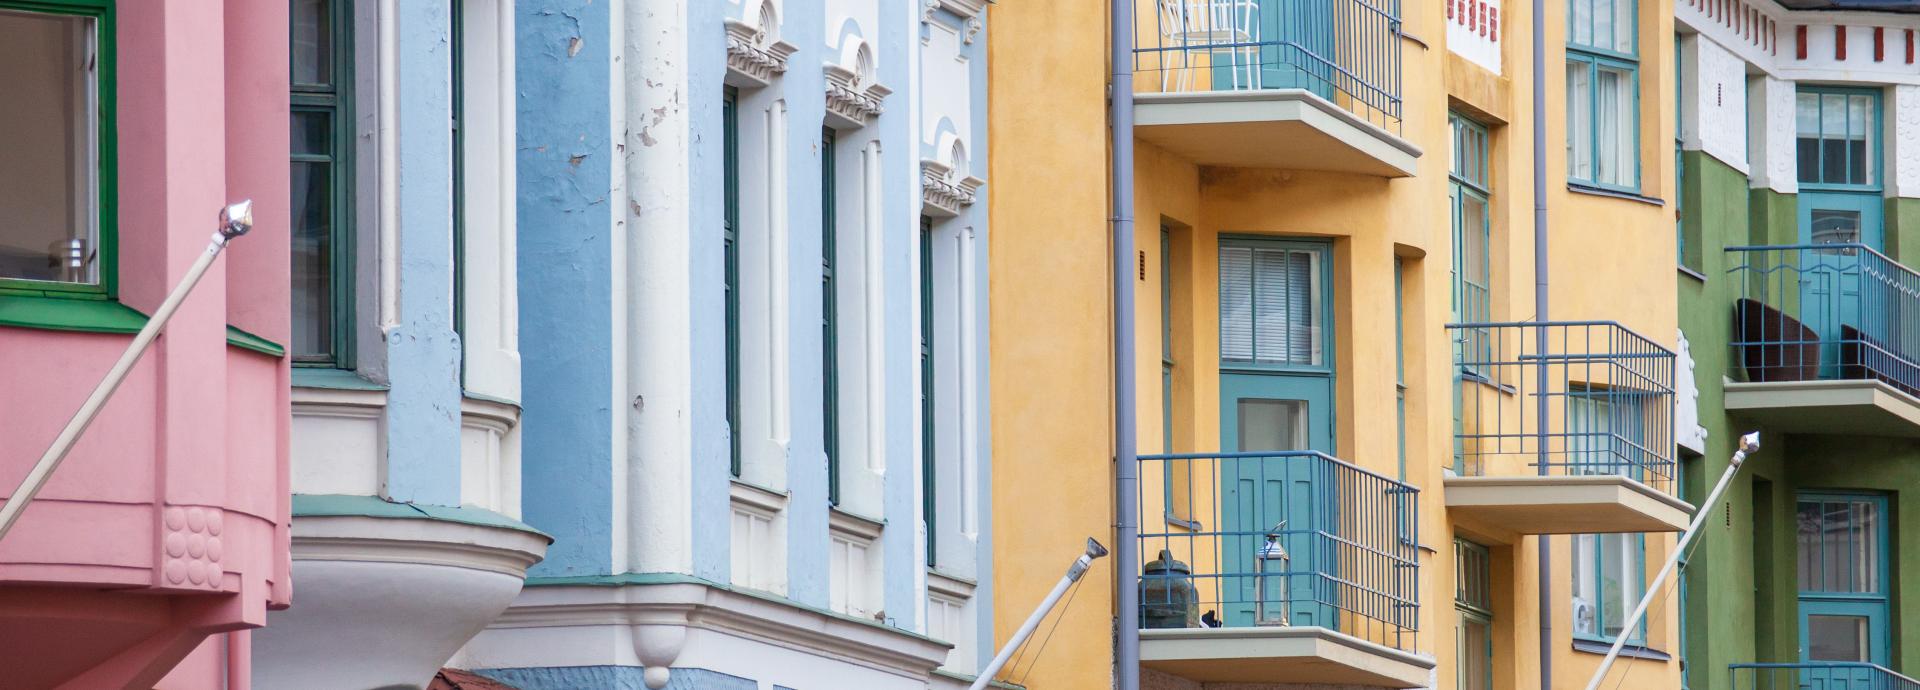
{"left": 1220, "top": 244, "right": 1321, "bottom": 366}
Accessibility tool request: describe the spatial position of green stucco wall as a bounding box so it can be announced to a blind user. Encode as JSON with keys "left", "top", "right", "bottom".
{"left": 1678, "top": 150, "right": 1920, "bottom": 688}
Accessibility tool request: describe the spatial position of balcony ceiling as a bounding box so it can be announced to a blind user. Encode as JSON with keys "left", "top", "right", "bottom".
{"left": 1724, "top": 379, "right": 1920, "bottom": 437}
{"left": 1445, "top": 475, "right": 1693, "bottom": 544}
{"left": 1133, "top": 90, "right": 1421, "bottom": 177}
{"left": 1140, "top": 626, "right": 1435, "bottom": 688}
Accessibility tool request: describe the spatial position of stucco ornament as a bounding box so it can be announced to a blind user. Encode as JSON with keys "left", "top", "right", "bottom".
{"left": 1675, "top": 329, "right": 1708, "bottom": 454}
{"left": 921, "top": 159, "right": 983, "bottom": 218}
{"left": 824, "top": 43, "right": 890, "bottom": 130}
{"left": 724, "top": 2, "right": 797, "bottom": 89}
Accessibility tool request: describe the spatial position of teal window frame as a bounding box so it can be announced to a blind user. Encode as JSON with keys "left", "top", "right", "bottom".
{"left": 822, "top": 127, "right": 841, "bottom": 506}
{"left": 1673, "top": 34, "right": 1693, "bottom": 272}
{"left": 1394, "top": 257, "right": 1408, "bottom": 482}
{"left": 451, "top": 0, "right": 465, "bottom": 370}
{"left": 290, "top": 0, "right": 356, "bottom": 367}
{"left": 0, "top": 0, "right": 121, "bottom": 320}
{"left": 1455, "top": 539, "right": 1494, "bottom": 690}
{"left": 1565, "top": 0, "right": 1641, "bottom": 193}
{"left": 1216, "top": 235, "right": 1335, "bottom": 376}
{"left": 1161, "top": 226, "right": 1198, "bottom": 529}
{"left": 920, "top": 215, "right": 937, "bottom": 567}
{"left": 1795, "top": 492, "right": 1891, "bottom": 664}
{"left": 724, "top": 86, "right": 742, "bottom": 477}
{"left": 1449, "top": 113, "right": 1491, "bottom": 326}
{"left": 1795, "top": 86, "right": 1882, "bottom": 193}
{"left": 1573, "top": 531, "right": 1647, "bottom": 645}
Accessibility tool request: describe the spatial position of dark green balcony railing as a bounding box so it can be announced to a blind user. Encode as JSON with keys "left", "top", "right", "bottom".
{"left": 1727, "top": 244, "right": 1920, "bottom": 396}
{"left": 1134, "top": 0, "right": 1403, "bottom": 132}
{"left": 1137, "top": 451, "right": 1420, "bottom": 652}
{"left": 1730, "top": 662, "right": 1920, "bottom": 690}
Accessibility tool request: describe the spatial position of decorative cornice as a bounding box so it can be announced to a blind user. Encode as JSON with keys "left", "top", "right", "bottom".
{"left": 924, "top": 0, "right": 988, "bottom": 22}
{"left": 291, "top": 513, "right": 551, "bottom": 578}
{"left": 920, "top": 159, "right": 984, "bottom": 218}
{"left": 724, "top": 18, "right": 797, "bottom": 89}
{"left": 824, "top": 64, "right": 891, "bottom": 130}
{"left": 492, "top": 579, "right": 951, "bottom": 689}
{"left": 965, "top": 16, "right": 984, "bottom": 44}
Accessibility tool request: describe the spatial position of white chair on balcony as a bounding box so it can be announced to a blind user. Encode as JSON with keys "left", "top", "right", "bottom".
{"left": 1155, "top": 0, "right": 1263, "bottom": 92}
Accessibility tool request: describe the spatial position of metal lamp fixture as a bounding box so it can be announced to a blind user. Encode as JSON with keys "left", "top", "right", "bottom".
{"left": 1253, "top": 520, "right": 1290, "bottom": 626}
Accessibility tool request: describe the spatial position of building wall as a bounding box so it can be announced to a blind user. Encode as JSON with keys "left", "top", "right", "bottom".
{"left": 990, "top": 0, "right": 1684, "bottom": 686}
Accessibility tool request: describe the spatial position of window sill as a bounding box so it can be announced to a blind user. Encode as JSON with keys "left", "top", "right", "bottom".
{"left": 1678, "top": 265, "right": 1707, "bottom": 283}
{"left": 292, "top": 367, "right": 389, "bottom": 391}
{"left": 0, "top": 293, "right": 286, "bottom": 357}
{"left": 1568, "top": 183, "right": 1666, "bottom": 207}
{"left": 1572, "top": 638, "right": 1670, "bottom": 661}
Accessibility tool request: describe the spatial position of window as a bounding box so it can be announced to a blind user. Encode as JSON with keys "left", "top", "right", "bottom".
{"left": 1219, "top": 243, "right": 1324, "bottom": 367}
{"left": 920, "top": 216, "right": 937, "bottom": 567}
{"left": 1395, "top": 258, "right": 1408, "bottom": 482}
{"left": 724, "top": 86, "right": 742, "bottom": 477}
{"left": 451, "top": 0, "right": 465, "bottom": 346}
{"left": 1566, "top": 0, "right": 1638, "bottom": 190}
{"left": 1455, "top": 539, "right": 1494, "bottom": 690}
{"left": 0, "top": 3, "right": 111, "bottom": 296}
{"left": 1573, "top": 532, "right": 1645, "bottom": 642}
{"left": 822, "top": 127, "right": 840, "bottom": 505}
{"left": 1796, "top": 88, "right": 1879, "bottom": 188}
{"left": 1796, "top": 494, "right": 1890, "bottom": 664}
{"left": 1162, "top": 227, "right": 1193, "bottom": 525}
{"left": 291, "top": 0, "right": 354, "bottom": 365}
{"left": 1450, "top": 113, "right": 1492, "bottom": 372}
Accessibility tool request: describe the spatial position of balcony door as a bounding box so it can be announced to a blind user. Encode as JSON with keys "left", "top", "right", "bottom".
{"left": 1796, "top": 493, "right": 1889, "bottom": 668}
{"left": 1217, "top": 238, "right": 1334, "bottom": 628}
{"left": 1795, "top": 88, "right": 1883, "bottom": 360}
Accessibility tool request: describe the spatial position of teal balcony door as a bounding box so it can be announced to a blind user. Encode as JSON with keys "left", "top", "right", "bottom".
{"left": 1203, "top": 0, "right": 1334, "bottom": 98}
{"left": 1217, "top": 238, "right": 1335, "bottom": 627}
{"left": 1795, "top": 87, "right": 1883, "bottom": 360}
{"left": 1796, "top": 493, "right": 1889, "bottom": 673}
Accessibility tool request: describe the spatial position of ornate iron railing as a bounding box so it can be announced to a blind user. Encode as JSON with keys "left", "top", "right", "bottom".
{"left": 1726, "top": 244, "right": 1920, "bottom": 396}
{"left": 1730, "top": 662, "right": 1920, "bottom": 690}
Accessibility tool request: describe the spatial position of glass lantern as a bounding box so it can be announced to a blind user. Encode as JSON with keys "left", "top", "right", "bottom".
{"left": 1253, "top": 521, "right": 1290, "bottom": 626}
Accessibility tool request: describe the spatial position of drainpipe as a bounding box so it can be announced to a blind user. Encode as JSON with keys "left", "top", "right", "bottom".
{"left": 1110, "top": 0, "right": 1141, "bottom": 686}
{"left": 1531, "top": 0, "right": 1552, "bottom": 683}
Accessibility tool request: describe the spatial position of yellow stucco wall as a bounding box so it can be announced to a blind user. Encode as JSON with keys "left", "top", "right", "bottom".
{"left": 988, "top": 0, "right": 1684, "bottom": 686}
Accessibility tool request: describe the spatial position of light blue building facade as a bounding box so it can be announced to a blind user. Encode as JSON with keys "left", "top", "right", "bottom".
{"left": 459, "top": 0, "right": 996, "bottom": 688}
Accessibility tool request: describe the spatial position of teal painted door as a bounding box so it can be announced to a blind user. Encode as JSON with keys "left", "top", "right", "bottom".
{"left": 1798, "top": 191, "right": 1884, "bottom": 363}
{"left": 1204, "top": 0, "right": 1334, "bottom": 96}
{"left": 1796, "top": 493, "right": 1890, "bottom": 673}
{"left": 1216, "top": 239, "right": 1334, "bottom": 628}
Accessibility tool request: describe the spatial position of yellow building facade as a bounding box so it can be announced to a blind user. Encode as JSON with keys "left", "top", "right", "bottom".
{"left": 989, "top": 0, "right": 1691, "bottom": 687}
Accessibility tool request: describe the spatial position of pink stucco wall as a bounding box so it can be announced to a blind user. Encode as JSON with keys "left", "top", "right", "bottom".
{"left": 0, "top": 0, "right": 290, "bottom": 687}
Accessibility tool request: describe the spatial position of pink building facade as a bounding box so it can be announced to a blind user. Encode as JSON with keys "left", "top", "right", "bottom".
{"left": 0, "top": 1, "right": 292, "bottom": 687}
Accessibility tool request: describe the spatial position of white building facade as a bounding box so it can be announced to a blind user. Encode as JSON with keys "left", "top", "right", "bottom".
{"left": 458, "top": 0, "right": 995, "bottom": 687}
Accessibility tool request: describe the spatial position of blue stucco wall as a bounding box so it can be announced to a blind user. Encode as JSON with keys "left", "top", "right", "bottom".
{"left": 517, "top": 0, "right": 616, "bottom": 577}
{"left": 383, "top": 0, "right": 464, "bottom": 506}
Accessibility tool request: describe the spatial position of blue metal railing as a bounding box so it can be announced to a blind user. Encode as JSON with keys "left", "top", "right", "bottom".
{"left": 1727, "top": 244, "right": 1920, "bottom": 396}
{"left": 1137, "top": 451, "right": 1420, "bottom": 652}
{"left": 1730, "top": 662, "right": 1920, "bottom": 690}
{"left": 1448, "top": 321, "right": 1678, "bottom": 493}
{"left": 1134, "top": 0, "right": 1403, "bottom": 132}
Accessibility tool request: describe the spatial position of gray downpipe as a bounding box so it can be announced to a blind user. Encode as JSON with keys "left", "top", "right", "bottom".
{"left": 1532, "top": 0, "right": 1553, "bottom": 684}
{"left": 1110, "top": 0, "right": 1141, "bottom": 686}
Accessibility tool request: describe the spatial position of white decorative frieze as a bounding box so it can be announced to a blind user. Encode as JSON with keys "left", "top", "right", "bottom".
{"left": 823, "top": 44, "right": 890, "bottom": 130}
{"left": 1445, "top": 0, "right": 1502, "bottom": 74}
{"left": 725, "top": 9, "right": 797, "bottom": 89}
{"left": 921, "top": 159, "right": 982, "bottom": 218}
{"left": 1675, "top": 330, "right": 1708, "bottom": 455}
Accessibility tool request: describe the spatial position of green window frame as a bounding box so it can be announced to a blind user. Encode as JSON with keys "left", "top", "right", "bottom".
{"left": 290, "top": 0, "right": 355, "bottom": 367}
{"left": 1455, "top": 539, "right": 1494, "bottom": 690}
{"left": 920, "top": 215, "right": 936, "bottom": 567}
{"left": 724, "top": 86, "right": 742, "bottom": 477}
{"left": 1795, "top": 86, "right": 1882, "bottom": 191}
{"left": 451, "top": 0, "right": 465, "bottom": 361}
{"left": 0, "top": 0, "right": 121, "bottom": 317}
{"left": 1566, "top": 0, "right": 1640, "bottom": 192}
{"left": 1394, "top": 257, "right": 1408, "bottom": 482}
{"left": 1449, "top": 113, "right": 1491, "bottom": 326}
{"left": 822, "top": 127, "right": 840, "bottom": 506}
{"left": 1161, "top": 226, "right": 1196, "bottom": 528}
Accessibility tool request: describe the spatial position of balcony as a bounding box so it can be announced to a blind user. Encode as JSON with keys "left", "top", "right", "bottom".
{"left": 1446, "top": 322, "right": 1692, "bottom": 542}
{"left": 1730, "top": 662, "right": 1920, "bottom": 689}
{"left": 1131, "top": 0, "right": 1418, "bottom": 176}
{"left": 1136, "top": 451, "right": 1432, "bottom": 687}
{"left": 1725, "top": 244, "right": 1920, "bottom": 437}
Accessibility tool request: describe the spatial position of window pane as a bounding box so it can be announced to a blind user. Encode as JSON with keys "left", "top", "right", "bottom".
{"left": 292, "top": 111, "right": 332, "bottom": 157}
{"left": 1797, "top": 500, "right": 1823, "bottom": 590}
{"left": 1596, "top": 65, "right": 1634, "bottom": 187}
{"left": 1853, "top": 500, "right": 1879, "bottom": 592}
{"left": 1797, "top": 93, "right": 1821, "bottom": 183}
{"left": 1460, "top": 617, "right": 1492, "bottom": 690}
{"left": 1807, "top": 615, "right": 1870, "bottom": 662}
{"left": 1220, "top": 247, "right": 1254, "bottom": 361}
{"left": 1573, "top": 0, "right": 1593, "bottom": 48}
{"left": 1592, "top": 0, "right": 1612, "bottom": 53}
{"left": 292, "top": 0, "right": 332, "bottom": 86}
{"left": 1572, "top": 534, "right": 1598, "bottom": 635}
{"left": 0, "top": 11, "right": 97, "bottom": 285}
{"left": 1238, "top": 399, "right": 1305, "bottom": 451}
{"left": 292, "top": 161, "right": 334, "bottom": 360}
{"left": 1461, "top": 194, "right": 1490, "bottom": 321}
{"left": 1613, "top": 0, "right": 1635, "bottom": 53}
{"left": 1601, "top": 533, "right": 1636, "bottom": 638}
{"left": 1566, "top": 61, "right": 1593, "bottom": 181}
{"left": 1849, "top": 94, "right": 1873, "bottom": 185}
{"left": 1810, "top": 210, "right": 1861, "bottom": 247}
